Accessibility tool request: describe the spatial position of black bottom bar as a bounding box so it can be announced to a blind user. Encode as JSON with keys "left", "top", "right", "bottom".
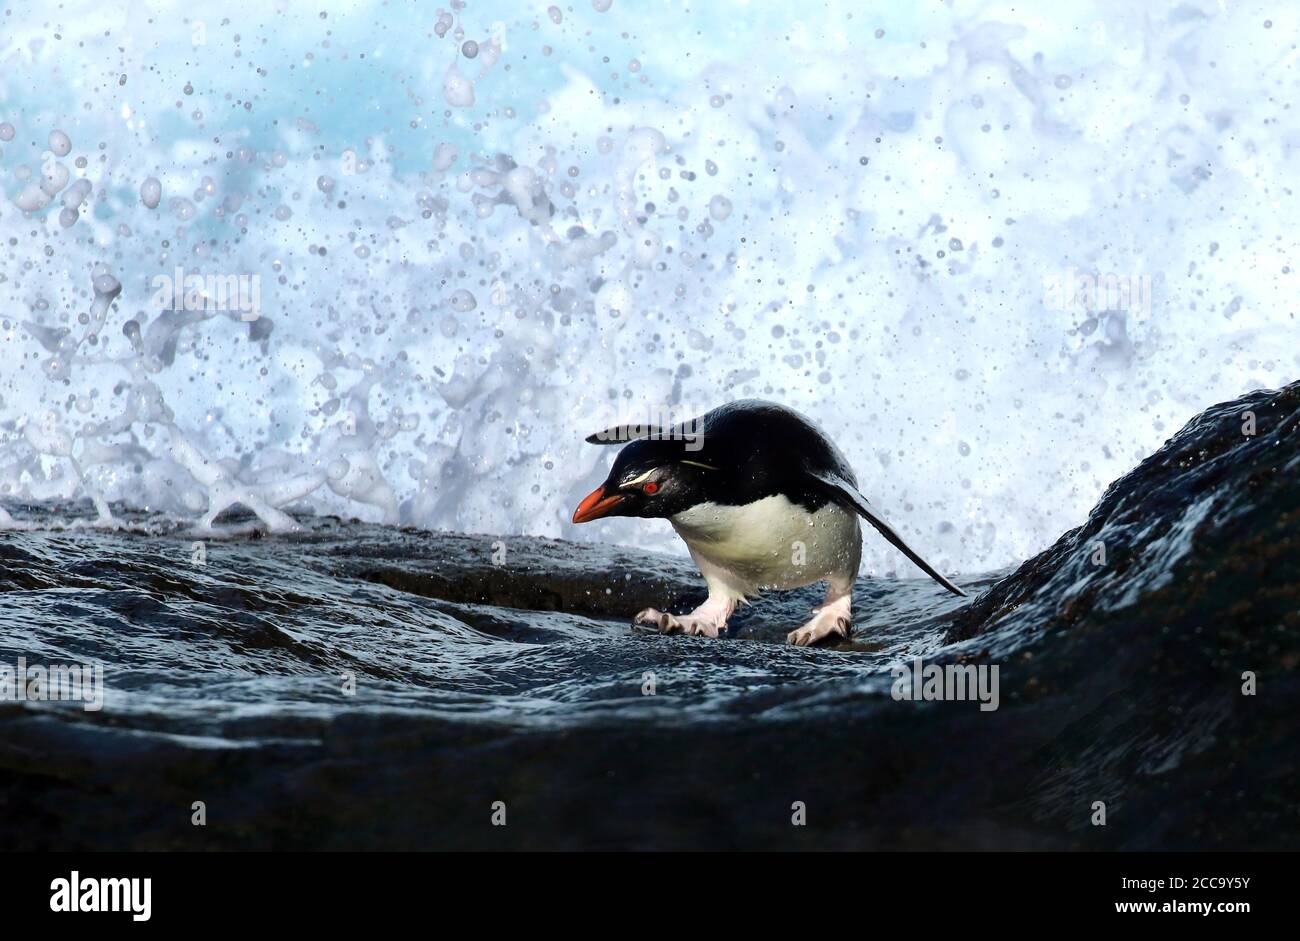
{"left": 0, "top": 851, "right": 1282, "bottom": 927}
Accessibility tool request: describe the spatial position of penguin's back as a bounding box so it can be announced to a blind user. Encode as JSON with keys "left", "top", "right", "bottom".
{"left": 686, "top": 399, "right": 858, "bottom": 510}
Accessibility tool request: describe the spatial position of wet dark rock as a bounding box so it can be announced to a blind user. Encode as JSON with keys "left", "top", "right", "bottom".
{"left": 948, "top": 381, "right": 1300, "bottom": 646}
{"left": 333, "top": 530, "right": 704, "bottom": 621}
{"left": 0, "top": 383, "right": 1297, "bottom": 849}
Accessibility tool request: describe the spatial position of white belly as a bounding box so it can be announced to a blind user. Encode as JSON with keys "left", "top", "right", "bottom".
{"left": 670, "top": 495, "right": 861, "bottom": 594}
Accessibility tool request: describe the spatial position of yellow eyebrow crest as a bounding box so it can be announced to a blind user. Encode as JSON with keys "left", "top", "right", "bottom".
{"left": 679, "top": 460, "right": 718, "bottom": 471}
{"left": 621, "top": 467, "right": 659, "bottom": 488}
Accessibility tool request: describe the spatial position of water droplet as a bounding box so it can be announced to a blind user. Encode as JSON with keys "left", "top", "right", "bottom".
{"left": 140, "top": 177, "right": 162, "bottom": 209}
{"left": 48, "top": 130, "right": 72, "bottom": 156}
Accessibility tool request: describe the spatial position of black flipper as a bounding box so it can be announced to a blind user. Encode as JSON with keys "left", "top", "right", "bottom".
{"left": 584, "top": 424, "right": 666, "bottom": 445}
{"left": 808, "top": 470, "right": 967, "bottom": 597}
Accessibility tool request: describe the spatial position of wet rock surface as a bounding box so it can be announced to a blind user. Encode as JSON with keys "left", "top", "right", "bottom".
{"left": 0, "top": 384, "right": 1297, "bottom": 849}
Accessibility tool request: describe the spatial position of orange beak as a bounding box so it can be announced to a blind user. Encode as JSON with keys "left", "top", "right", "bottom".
{"left": 572, "top": 486, "right": 626, "bottom": 524}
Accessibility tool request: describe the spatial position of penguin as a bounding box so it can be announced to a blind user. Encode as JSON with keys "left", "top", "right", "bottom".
{"left": 572, "top": 399, "right": 965, "bottom": 646}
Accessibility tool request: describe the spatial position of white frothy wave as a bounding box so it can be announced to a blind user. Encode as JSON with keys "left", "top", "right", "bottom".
{"left": 0, "top": 0, "right": 1295, "bottom": 578}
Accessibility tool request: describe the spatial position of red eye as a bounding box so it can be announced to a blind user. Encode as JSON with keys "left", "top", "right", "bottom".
{"left": 643, "top": 481, "right": 658, "bottom": 495}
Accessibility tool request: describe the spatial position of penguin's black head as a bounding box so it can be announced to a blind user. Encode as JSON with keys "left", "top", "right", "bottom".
{"left": 572, "top": 438, "right": 712, "bottom": 523}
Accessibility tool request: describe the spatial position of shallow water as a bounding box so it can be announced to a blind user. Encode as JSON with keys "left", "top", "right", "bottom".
{"left": 0, "top": 503, "right": 984, "bottom": 739}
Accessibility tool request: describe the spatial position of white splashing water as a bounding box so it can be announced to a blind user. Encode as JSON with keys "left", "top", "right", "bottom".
{"left": 0, "top": 1, "right": 1295, "bottom": 576}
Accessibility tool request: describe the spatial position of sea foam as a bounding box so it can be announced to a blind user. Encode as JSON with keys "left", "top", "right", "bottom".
{"left": 0, "top": 0, "right": 1295, "bottom": 576}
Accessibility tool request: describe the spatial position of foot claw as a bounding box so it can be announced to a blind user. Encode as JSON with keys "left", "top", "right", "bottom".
{"left": 786, "top": 609, "right": 852, "bottom": 647}
{"left": 634, "top": 608, "right": 673, "bottom": 632}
